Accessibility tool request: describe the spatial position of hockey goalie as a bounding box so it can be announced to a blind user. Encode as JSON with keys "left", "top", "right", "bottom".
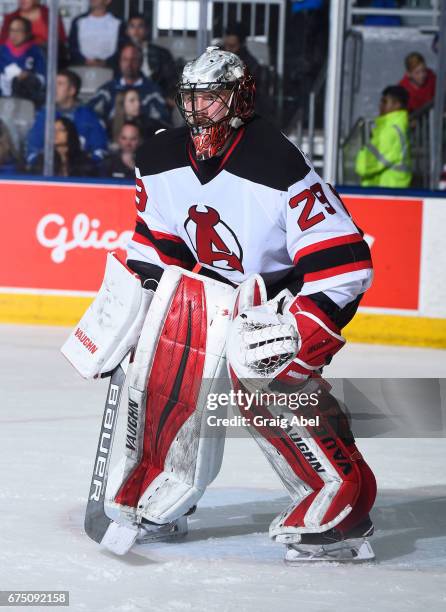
{"left": 62, "top": 47, "right": 377, "bottom": 563}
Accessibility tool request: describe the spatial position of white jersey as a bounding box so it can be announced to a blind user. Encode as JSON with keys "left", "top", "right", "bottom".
{"left": 127, "top": 117, "right": 373, "bottom": 308}
{"left": 76, "top": 12, "right": 121, "bottom": 61}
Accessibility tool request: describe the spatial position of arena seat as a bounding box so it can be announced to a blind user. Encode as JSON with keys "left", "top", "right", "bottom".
{"left": 154, "top": 36, "right": 197, "bottom": 62}
{"left": 70, "top": 66, "right": 113, "bottom": 102}
{"left": 0, "top": 97, "right": 35, "bottom": 154}
{"left": 246, "top": 38, "right": 270, "bottom": 67}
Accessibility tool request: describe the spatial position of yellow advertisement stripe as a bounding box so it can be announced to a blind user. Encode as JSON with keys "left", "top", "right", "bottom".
{"left": 0, "top": 293, "right": 93, "bottom": 327}
{"left": 0, "top": 293, "right": 445, "bottom": 348}
{"left": 344, "top": 313, "right": 446, "bottom": 349}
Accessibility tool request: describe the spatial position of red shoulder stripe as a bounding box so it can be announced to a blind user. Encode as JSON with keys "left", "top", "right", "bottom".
{"left": 131, "top": 233, "right": 189, "bottom": 268}
{"left": 293, "top": 233, "right": 363, "bottom": 265}
{"left": 303, "top": 260, "right": 372, "bottom": 283}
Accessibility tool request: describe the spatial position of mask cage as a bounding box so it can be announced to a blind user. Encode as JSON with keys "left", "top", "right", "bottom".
{"left": 176, "top": 82, "right": 237, "bottom": 129}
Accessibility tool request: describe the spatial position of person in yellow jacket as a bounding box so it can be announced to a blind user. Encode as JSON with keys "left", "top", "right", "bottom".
{"left": 356, "top": 86, "right": 412, "bottom": 188}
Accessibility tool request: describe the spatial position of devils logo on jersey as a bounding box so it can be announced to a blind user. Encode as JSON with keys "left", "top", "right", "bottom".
{"left": 184, "top": 205, "right": 244, "bottom": 273}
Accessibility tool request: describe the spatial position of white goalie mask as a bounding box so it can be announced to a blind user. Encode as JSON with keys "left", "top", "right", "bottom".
{"left": 176, "top": 46, "right": 255, "bottom": 160}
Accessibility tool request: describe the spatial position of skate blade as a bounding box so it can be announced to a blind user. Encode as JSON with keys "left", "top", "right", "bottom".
{"left": 101, "top": 520, "right": 139, "bottom": 555}
{"left": 285, "top": 540, "right": 376, "bottom": 565}
{"left": 136, "top": 524, "right": 188, "bottom": 544}
{"left": 135, "top": 515, "right": 188, "bottom": 544}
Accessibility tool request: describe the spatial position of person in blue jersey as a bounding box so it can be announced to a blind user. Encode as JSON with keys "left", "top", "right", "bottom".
{"left": 26, "top": 69, "right": 108, "bottom": 166}
{"left": 87, "top": 44, "right": 169, "bottom": 126}
{"left": 0, "top": 16, "right": 45, "bottom": 106}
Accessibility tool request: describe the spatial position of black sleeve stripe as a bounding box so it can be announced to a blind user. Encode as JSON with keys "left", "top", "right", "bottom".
{"left": 134, "top": 221, "right": 196, "bottom": 267}
{"left": 127, "top": 260, "right": 164, "bottom": 289}
{"left": 295, "top": 240, "right": 371, "bottom": 276}
{"left": 197, "top": 265, "right": 238, "bottom": 288}
{"left": 306, "top": 291, "right": 363, "bottom": 329}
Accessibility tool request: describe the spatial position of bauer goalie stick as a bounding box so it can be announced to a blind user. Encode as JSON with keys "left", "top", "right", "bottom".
{"left": 84, "top": 353, "right": 139, "bottom": 555}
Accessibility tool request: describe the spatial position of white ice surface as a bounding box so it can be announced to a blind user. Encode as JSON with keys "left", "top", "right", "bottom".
{"left": 0, "top": 325, "right": 445, "bottom": 612}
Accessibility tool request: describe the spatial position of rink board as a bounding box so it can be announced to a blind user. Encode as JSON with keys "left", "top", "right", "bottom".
{"left": 0, "top": 179, "right": 445, "bottom": 347}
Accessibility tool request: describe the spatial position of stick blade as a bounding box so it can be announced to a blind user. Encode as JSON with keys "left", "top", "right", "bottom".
{"left": 100, "top": 520, "right": 139, "bottom": 555}
{"left": 84, "top": 503, "right": 113, "bottom": 544}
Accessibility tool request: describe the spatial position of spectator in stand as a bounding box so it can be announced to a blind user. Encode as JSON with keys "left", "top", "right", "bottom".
{"left": 26, "top": 68, "right": 107, "bottom": 166}
{"left": 123, "top": 13, "right": 177, "bottom": 99}
{"left": 223, "top": 22, "right": 261, "bottom": 87}
{"left": 29, "top": 116, "right": 96, "bottom": 177}
{"left": 356, "top": 85, "right": 411, "bottom": 188}
{"left": 88, "top": 44, "right": 169, "bottom": 124}
{"left": 223, "top": 22, "right": 272, "bottom": 116}
{"left": 111, "top": 88, "right": 167, "bottom": 143}
{"left": 0, "top": 119, "right": 21, "bottom": 174}
{"left": 285, "top": 1, "right": 328, "bottom": 115}
{"left": 99, "top": 120, "right": 142, "bottom": 179}
{"left": 0, "top": 16, "right": 45, "bottom": 106}
{"left": 69, "top": 0, "right": 123, "bottom": 68}
{"left": 399, "top": 52, "right": 436, "bottom": 114}
{"left": 0, "top": 0, "right": 66, "bottom": 47}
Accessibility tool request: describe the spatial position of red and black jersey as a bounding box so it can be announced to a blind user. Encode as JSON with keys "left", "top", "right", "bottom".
{"left": 127, "top": 116, "right": 373, "bottom": 310}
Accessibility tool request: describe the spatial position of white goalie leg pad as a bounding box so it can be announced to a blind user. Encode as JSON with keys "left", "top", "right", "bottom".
{"left": 106, "top": 266, "right": 234, "bottom": 525}
{"left": 61, "top": 252, "right": 153, "bottom": 379}
{"left": 227, "top": 276, "right": 361, "bottom": 544}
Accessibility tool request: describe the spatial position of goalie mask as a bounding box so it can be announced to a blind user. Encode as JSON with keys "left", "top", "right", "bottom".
{"left": 176, "top": 46, "right": 255, "bottom": 160}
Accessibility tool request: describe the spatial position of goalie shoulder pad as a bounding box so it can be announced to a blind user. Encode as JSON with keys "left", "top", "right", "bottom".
{"left": 61, "top": 252, "right": 152, "bottom": 379}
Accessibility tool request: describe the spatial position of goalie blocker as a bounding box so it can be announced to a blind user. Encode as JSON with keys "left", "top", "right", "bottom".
{"left": 61, "top": 252, "right": 153, "bottom": 379}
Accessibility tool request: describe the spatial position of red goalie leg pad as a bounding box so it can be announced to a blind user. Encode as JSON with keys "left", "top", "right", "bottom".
{"left": 229, "top": 373, "right": 327, "bottom": 495}
{"left": 277, "top": 389, "right": 362, "bottom": 528}
{"left": 282, "top": 432, "right": 362, "bottom": 529}
{"left": 115, "top": 275, "right": 207, "bottom": 507}
{"left": 335, "top": 446, "right": 377, "bottom": 535}
{"left": 229, "top": 378, "right": 361, "bottom": 530}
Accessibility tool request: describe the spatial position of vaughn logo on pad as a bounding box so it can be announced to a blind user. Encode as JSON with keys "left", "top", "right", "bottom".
{"left": 75, "top": 328, "right": 99, "bottom": 354}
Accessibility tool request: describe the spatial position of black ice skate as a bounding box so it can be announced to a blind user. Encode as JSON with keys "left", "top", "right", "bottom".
{"left": 136, "top": 515, "right": 189, "bottom": 544}
{"left": 285, "top": 517, "right": 375, "bottom": 564}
